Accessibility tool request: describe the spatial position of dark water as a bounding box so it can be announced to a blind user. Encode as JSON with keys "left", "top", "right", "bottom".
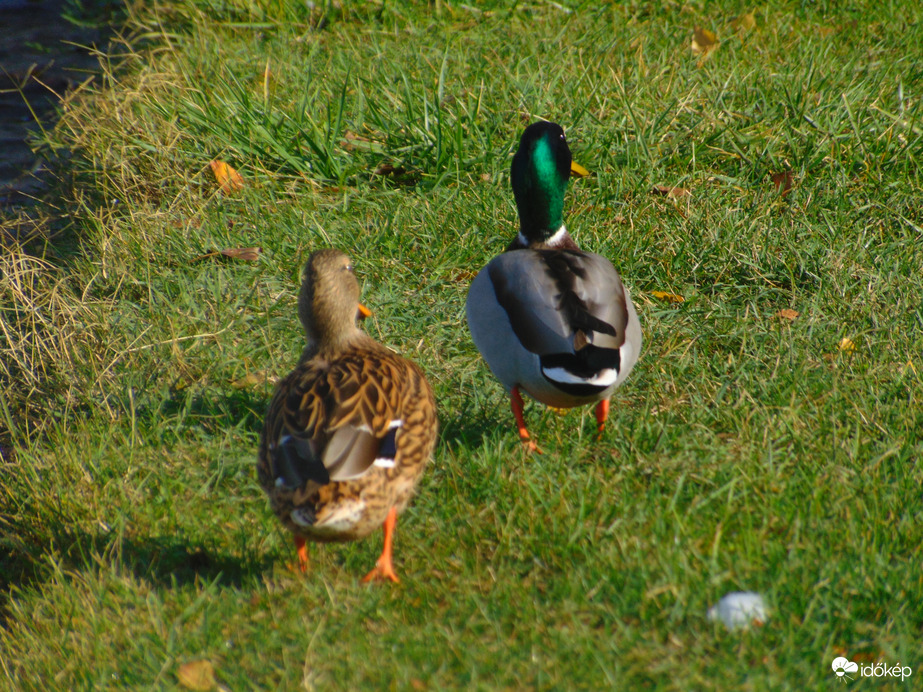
{"left": 0, "top": 0, "right": 107, "bottom": 208}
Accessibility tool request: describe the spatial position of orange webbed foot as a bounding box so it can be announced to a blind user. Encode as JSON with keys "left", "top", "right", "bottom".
{"left": 289, "top": 536, "right": 309, "bottom": 574}
{"left": 511, "top": 386, "right": 542, "bottom": 454}
{"left": 361, "top": 507, "right": 401, "bottom": 585}
{"left": 594, "top": 399, "right": 610, "bottom": 441}
{"left": 520, "top": 437, "right": 543, "bottom": 455}
{"left": 361, "top": 559, "right": 401, "bottom": 584}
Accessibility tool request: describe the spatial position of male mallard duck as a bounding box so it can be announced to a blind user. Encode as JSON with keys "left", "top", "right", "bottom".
{"left": 258, "top": 249, "right": 438, "bottom": 582}
{"left": 466, "top": 122, "right": 641, "bottom": 452}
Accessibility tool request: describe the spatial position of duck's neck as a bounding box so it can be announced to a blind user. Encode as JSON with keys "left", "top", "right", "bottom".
{"left": 301, "top": 317, "right": 365, "bottom": 356}
{"left": 508, "top": 224, "right": 579, "bottom": 251}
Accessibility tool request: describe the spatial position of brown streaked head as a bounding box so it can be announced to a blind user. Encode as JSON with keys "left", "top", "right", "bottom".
{"left": 298, "top": 249, "right": 364, "bottom": 351}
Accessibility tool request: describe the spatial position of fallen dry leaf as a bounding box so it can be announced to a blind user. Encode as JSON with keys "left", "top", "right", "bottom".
{"left": 691, "top": 26, "right": 718, "bottom": 56}
{"left": 193, "top": 247, "right": 263, "bottom": 263}
{"left": 651, "top": 184, "right": 690, "bottom": 199}
{"left": 839, "top": 337, "right": 856, "bottom": 352}
{"left": 452, "top": 270, "right": 478, "bottom": 283}
{"left": 177, "top": 660, "right": 217, "bottom": 691}
{"left": 342, "top": 130, "right": 371, "bottom": 144}
{"left": 341, "top": 130, "right": 385, "bottom": 153}
{"left": 209, "top": 160, "right": 244, "bottom": 194}
{"left": 775, "top": 309, "right": 799, "bottom": 321}
{"left": 650, "top": 290, "right": 685, "bottom": 304}
{"left": 851, "top": 651, "right": 886, "bottom": 664}
{"left": 220, "top": 247, "right": 262, "bottom": 261}
{"left": 374, "top": 163, "right": 407, "bottom": 176}
{"left": 771, "top": 171, "right": 795, "bottom": 197}
{"left": 732, "top": 12, "right": 757, "bottom": 33}
{"left": 231, "top": 371, "right": 278, "bottom": 389}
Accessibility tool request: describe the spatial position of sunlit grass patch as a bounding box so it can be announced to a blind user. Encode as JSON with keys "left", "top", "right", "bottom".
{"left": 1, "top": 0, "right": 922, "bottom": 689}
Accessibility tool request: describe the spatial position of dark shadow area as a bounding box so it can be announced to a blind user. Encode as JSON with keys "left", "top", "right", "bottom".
{"left": 0, "top": 381, "right": 278, "bottom": 628}
{"left": 0, "top": 0, "right": 120, "bottom": 222}
{"left": 437, "top": 400, "right": 506, "bottom": 454}
{"left": 153, "top": 382, "right": 271, "bottom": 438}
{"left": 1, "top": 516, "right": 274, "bottom": 626}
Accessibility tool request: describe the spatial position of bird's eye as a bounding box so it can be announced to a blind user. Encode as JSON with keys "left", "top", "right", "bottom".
{"left": 345, "top": 263, "right": 354, "bottom": 273}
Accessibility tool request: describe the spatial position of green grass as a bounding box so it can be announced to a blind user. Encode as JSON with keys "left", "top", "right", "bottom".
{"left": 2, "top": 0, "right": 922, "bottom": 689}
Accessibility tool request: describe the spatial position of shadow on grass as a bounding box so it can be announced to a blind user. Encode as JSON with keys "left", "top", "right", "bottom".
{"left": 69, "top": 531, "right": 272, "bottom": 588}
{"left": 0, "top": 518, "right": 272, "bottom": 625}
{"left": 437, "top": 407, "right": 505, "bottom": 453}
{"left": 153, "top": 382, "right": 270, "bottom": 437}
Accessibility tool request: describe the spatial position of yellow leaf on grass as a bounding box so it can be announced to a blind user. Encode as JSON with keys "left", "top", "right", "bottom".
{"left": 219, "top": 246, "right": 262, "bottom": 261}
{"left": 732, "top": 12, "right": 757, "bottom": 33}
{"left": 231, "top": 370, "right": 278, "bottom": 389}
{"left": 192, "top": 247, "right": 263, "bottom": 263}
{"left": 838, "top": 337, "right": 856, "bottom": 352}
{"left": 775, "top": 309, "right": 799, "bottom": 321}
{"left": 651, "top": 291, "right": 685, "bottom": 304}
{"left": 651, "top": 184, "right": 690, "bottom": 199}
{"left": 177, "top": 660, "right": 217, "bottom": 691}
{"left": 209, "top": 160, "right": 244, "bottom": 194}
{"left": 691, "top": 26, "right": 718, "bottom": 56}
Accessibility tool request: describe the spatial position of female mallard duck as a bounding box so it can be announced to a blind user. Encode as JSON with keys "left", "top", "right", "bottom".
{"left": 258, "top": 249, "right": 438, "bottom": 582}
{"left": 466, "top": 122, "right": 641, "bottom": 452}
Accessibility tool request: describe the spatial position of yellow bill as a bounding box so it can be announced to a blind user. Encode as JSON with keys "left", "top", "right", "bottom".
{"left": 357, "top": 303, "right": 372, "bottom": 319}
{"left": 570, "top": 161, "right": 590, "bottom": 178}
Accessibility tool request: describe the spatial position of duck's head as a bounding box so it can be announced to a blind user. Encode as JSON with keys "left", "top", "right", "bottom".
{"left": 511, "top": 121, "right": 586, "bottom": 244}
{"left": 298, "top": 249, "right": 371, "bottom": 351}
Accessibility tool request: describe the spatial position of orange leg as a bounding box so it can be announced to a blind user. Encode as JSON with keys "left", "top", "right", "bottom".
{"left": 362, "top": 506, "right": 400, "bottom": 584}
{"left": 294, "top": 535, "right": 309, "bottom": 573}
{"left": 595, "top": 399, "right": 610, "bottom": 438}
{"left": 511, "top": 386, "right": 542, "bottom": 454}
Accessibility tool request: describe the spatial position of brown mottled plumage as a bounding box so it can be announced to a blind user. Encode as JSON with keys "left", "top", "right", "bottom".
{"left": 258, "top": 249, "right": 437, "bottom": 583}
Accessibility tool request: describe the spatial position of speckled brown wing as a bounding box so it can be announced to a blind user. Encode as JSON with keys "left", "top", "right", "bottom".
{"left": 258, "top": 341, "right": 437, "bottom": 542}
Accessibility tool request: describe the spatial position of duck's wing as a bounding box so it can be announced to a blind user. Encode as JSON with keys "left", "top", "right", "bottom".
{"left": 487, "top": 249, "right": 640, "bottom": 395}
{"left": 258, "top": 352, "right": 417, "bottom": 497}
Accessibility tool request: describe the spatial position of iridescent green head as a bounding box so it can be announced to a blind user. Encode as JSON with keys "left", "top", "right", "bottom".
{"left": 510, "top": 121, "right": 574, "bottom": 242}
